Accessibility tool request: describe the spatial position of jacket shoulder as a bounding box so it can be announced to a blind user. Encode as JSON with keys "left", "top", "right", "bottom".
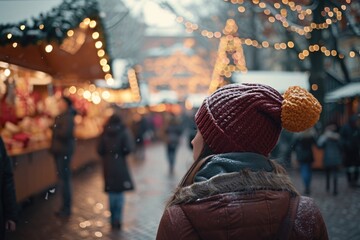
{"left": 156, "top": 205, "right": 199, "bottom": 240}
{"left": 293, "top": 196, "right": 328, "bottom": 239}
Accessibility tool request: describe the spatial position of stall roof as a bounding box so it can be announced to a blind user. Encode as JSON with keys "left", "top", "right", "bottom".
{"left": 232, "top": 71, "right": 309, "bottom": 93}
{"left": 325, "top": 82, "right": 360, "bottom": 102}
{"left": 0, "top": 0, "right": 110, "bottom": 84}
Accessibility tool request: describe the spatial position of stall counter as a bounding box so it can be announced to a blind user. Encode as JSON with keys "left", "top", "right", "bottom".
{"left": 10, "top": 137, "right": 100, "bottom": 203}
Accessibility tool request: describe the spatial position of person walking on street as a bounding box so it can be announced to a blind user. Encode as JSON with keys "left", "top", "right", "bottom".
{"left": 157, "top": 84, "right": 328, "bottom": 239}
{"left": 318, "top": 122, "right": 342, "bottom": 195}
{"left": 340, "top": 115, "right": 360, "bottom": 188}
{"left": 0, "top": 137, "right": 17, "bottom": 239}
{"left": 292, "top": 127, "right": 317, "bottom": 195}
{"left": 165, "top": 113, "right": 182, "bottom": 174}
{"left": 50, "top": 96, "right": 76, "bottom": 218}
{"left": 97, "top": 114, "right": 135, "bottom": 230}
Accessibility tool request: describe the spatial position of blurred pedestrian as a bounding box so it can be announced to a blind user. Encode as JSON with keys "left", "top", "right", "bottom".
{"left": 0, "top": 137, "right": 17, "bottom": 239}
{"left": 133, "top": 114, "right": 147, "bottom": 161}
{"left": 340, "top": 115, "right": 360, "bottom": 188}
{"left": 97, "top": 114, "right": 135, "bottom": 230}
{"left": 291, "top": 127, "right": 317, "bottom": 195}
{"left": 318, "top": 122, "right": 342, "bottom": 195}
{"left": 50, "top": 96, "right": 76, "bottom": 218}
{"left": 165, "top": 113, "right": 182, "bottom": 174}
{"left": 157, "top": 84, "right": 328, "bottom": 239}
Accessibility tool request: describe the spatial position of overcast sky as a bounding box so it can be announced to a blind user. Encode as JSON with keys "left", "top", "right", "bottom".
{"left": 0, "top": 0, "right": 191, "bottom": 28}
{"left": 0, "top": 0, "right": 62, "bottom": 24}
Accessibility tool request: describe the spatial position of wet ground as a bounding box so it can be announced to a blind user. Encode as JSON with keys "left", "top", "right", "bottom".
{"left": 7, "top": 137, "right": 360, "bottom": 240}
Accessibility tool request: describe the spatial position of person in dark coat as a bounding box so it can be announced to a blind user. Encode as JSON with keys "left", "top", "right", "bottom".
{"left": 165, "top": 113, "right": 182, "bottom": 174}
{"left": 50, "top": 96, "right": 76, "bottom": 218}
{"left": 291, "top": 127, "right": 317, "bottom": 195}
{"left": 157, "top": 84, "right": 327, "bottom": 240}
{"left": 340, "top": 115, "right": 360, "bottom": 187}
{"left": 97, "top": 114, "right": 135, "bottom": 230}
{"left": 318, "top": 122, "right": 342, "bottom": 195}
{"left": 0, "top": 137, "right": 17, "bottom": 239}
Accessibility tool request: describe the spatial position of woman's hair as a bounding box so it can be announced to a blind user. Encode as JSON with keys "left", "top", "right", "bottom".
{"left": 196, "top": 142, "right": 213, "bottom": 161}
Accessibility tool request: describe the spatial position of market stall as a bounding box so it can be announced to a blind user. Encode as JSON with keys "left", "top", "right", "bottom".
{"left": 0, "top": 0, "right": 116, "bottom": 202}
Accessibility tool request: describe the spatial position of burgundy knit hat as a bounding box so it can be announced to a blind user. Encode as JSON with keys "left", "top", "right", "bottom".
{"left": 195, "top": 83, "right": 322, "bottom": 156}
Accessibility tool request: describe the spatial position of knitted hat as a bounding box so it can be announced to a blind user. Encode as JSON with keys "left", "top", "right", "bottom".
{"left": 195, "top": 83, "right": 322, "bottom": 156}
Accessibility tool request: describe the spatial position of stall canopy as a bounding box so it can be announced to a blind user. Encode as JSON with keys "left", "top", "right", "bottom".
{"left": 0, "top": 0, "right": 111, "bottom": 84}
{"left": 325, "top": 82, "right": 360, "bottom": 102}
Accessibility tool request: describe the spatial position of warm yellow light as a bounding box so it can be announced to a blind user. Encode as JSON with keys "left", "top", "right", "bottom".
{"left": 280, "top": 43, "right": 287, "bottom": 49}
{"left": 4, "top": 69, "right": 11, "bottom": 77}
{"left": 341, "top": 5, "right": 346, "bottom": 10}
{"left": 268, "top": 17, "right": 275, "bottom": 23}
{"left": 311, "top": 84, "right": 318, "bottom": 91}
{"left": 39, "top": 24, "right": 44, "bottom": 30}
{"left": 95, "top": 41, "right": 103, "bottom": 49}
{"left": 238, "top": 6, "right": 246, "bottom": 13}
{"left": 69, "top": 86, "right": 77, "bottom": 94}
{"left": 106, "top": 78, "right": 114, "bottom": 85}
{"left": 325, "top": 50, "right": 331, "bottom": 56}
{"left": 67, "top": 30, "right": 74, "bottom": 37}
{"left": 89, "top": 20, "right": 97, "bottom": 28}
{"left": 83, "top": 18, "right": 91, "bottom": 25}
{"left": 97, "top": 49, "right": 105, "bottom": 57}
{"left": 259, "top": 2, "right": 266, "bottom": 8}
{"left": 100, "top": 58, "right": 107, "bottom": 66}
{"left": 214, "top": 32, "right": 222, "bottom": 38}
{"left": 45, "top": 44, "right": 53, "bottom": 53}
{"left": 104, "top": 73, "right": 112, "bottom": 80}
{"left": 264, "top": 9, "right": 271, "bottom": 15}
{"left": 102, "top": 91, "right": 110, "bottom": 100}
{"left": 262, "top": 41, "right": 269, "bottom": 48}
{"left": 79, "top": 22, "right": 87, "bottom": 29}
{"left": 83, "top": 90, "right": 91, "bottom": 99}
{"left": 92, "top": 93, "right": 101, "bottom": 105}
{"left": 349, "top": 51, "right": 355, "bottom": 58}
{"left": 331, "top": 50, "right": 337, "bottom": 56}
{"left": 102, "top": 65, "right": 110, "bottom": 72}
{"left": 89, "top": 84, "right": 96, "bottom": 92}
{"left": 77, "top": 88, "right": 84, "bottom": 96}
{"left": 274, "top": 3, "right": 281, "bottom": 8}
{"left": 287, "top": 41, "right": 294, "bottom": 48}
{"left": 303, "top": 50, "right": 309, "bottom": 56}
{"left": 7, "top": 33, "right": 12, "bottom": 39}
{"left": 20, "top": 25, "right": 26, "bottom": 30}
{"left": 201, "top": 30, "right": 208, "bottom": 36}
{"left": 92, "top": 32, "right": 100, "bottom": 40}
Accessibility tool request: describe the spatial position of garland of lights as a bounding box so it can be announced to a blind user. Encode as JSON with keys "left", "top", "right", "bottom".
{"left": 177, "top": 16, "right": 359, "bottom": 60}
{"left": 234, "top": 0, "right": 346, "bottom": 36}
{"left": 0, "top": 0, "right": 114, "bottom": 82}
{"left": 0, "top": 0, "right": 98, "bottom": 46}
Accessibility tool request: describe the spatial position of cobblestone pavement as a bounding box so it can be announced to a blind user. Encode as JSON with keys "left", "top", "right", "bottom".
{"left": 7, "top": 137, "right": 360, "bottom": 240}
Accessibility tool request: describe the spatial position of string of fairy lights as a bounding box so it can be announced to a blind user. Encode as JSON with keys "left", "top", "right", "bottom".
{"left": 228, "top": 0, "right": 351, "bottom": 35}
{"left": 175, "top": 0, "right": 358, "bottom": 61}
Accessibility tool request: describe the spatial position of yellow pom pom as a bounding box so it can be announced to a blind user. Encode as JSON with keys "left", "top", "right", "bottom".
{"left": 281, "top": 86, "right": 322, "bottom": 132}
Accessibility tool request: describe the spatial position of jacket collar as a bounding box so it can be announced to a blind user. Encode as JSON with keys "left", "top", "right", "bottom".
{"left": 194, "top": 152, "right": 273, "bottom": 183}
{"left": 168, "top": 154, "right": 299, "bottom": 207}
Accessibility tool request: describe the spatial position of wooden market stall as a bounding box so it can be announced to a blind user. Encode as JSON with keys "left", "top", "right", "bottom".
{"left": 0, "top": 0, "right": 114, "bottom": 202}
